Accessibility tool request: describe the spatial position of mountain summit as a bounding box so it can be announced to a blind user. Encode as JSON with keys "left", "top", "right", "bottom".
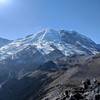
{"left": 0, "top": 29, "right": 99, "bottom": 81}
{"left": 0, "top": 29, "right": 98, "bottom": 60}
{"left": 27, "top": 29, "right": 61, "bottom": 43}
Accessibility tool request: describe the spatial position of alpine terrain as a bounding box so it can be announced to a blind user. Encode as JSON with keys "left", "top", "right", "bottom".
{"left": 0, "top": 29, "right": 99, "bottom": 100}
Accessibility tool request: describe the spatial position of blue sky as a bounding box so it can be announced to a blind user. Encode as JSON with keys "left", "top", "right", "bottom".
{"left": 0, "top": 0, "right": 100, "bottom": 43}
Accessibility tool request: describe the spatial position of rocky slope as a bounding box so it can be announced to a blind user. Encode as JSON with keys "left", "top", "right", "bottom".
{"left": 0, "top": 54, "right": 99, "bottom": 100}
{"left": 40, "top": 54, "right": 100, "bottom": 100}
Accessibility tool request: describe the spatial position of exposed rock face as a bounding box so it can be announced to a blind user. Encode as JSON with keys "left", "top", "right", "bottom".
{"left": 38, "top": 61, "right": 59, "bottom": 72}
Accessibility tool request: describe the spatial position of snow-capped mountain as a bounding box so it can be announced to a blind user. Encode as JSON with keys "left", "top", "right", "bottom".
{"left": 60, "top": 30, "right": 98, "bottom": 54}
{"left": 0, "top": 29, "right": 99, "bottom": 80}
{"left": 0, "top": 37, "right": 11, "bottom": 47}
{"left": 0, "top": 29, "right": 98, "bottom": 60}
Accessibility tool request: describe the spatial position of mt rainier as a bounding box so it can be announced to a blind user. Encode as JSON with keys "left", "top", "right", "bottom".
{"left": 0, "top": 29, "right": 98, "bottom": 60}
{"left": 0, "top": 29, "right": 99, "bottom": 82}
